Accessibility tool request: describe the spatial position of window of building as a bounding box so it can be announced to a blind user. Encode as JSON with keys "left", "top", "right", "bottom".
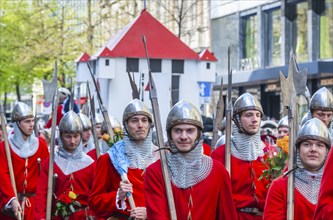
{"left": 105, "top": 59, "right": 109, "bottom": 66}
{"left": 171, "top": 75, "right": 180, "bottom": 106}
{"left": 241, "top": 14, "right": 258, "bottom": 69}
{"left": 126, "top": 58, "right": 139, "bottom": 72}
{"left": 265, "top": 8, "right": 281, "bottom": 67}
{"left": 294, "top": 1, "right": 308, "bottom": 62}
{"left": 172, "top": 60, "right": 184, "bottom": 73}
{"left": 206, "top": 63, "right": 210, "bottom": 69}
{"left": 320, "top": 1, "right": 333, "bottom": 59}
{"left": 151, "top": 59, "right": 162, "bottom": 72}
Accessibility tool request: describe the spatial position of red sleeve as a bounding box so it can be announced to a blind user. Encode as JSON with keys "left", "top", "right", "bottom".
{"left": 34, "top": 158, "right": 49, "bottom": 219}
{"left": 0, "top": 141, "right": 16, "bottom": 206}
{"left": 202, "top": 142, "right": 211, "bottom": 156}
{"left": 313, "top": 149, "right": 333, "bottom": 220}
{"left": 88, "top": 153, "right": 122, "bottom": 218}
{"left": 211, "top": 144, "right": 225, "bottom": 164}
{"left": 144, "top": 160, "right": 170, "bottom": 220}
{"left": 263, "top": 176, "right": 287, "bottom": 220}
{"left": 44, "top": 105, "right": 64, "bottom": 128}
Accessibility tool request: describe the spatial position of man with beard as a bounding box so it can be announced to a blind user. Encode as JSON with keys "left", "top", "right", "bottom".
{"left": 263, "top": 118, "right": 331, "bottom": 220}
{"left": 89, "top": 99, "right": 159, "bottom": 219}
{"left": 211, "top": 93, "right": 270, "bottom": 219}
{"left": 0, "top": 102, "right": 49, "bottom": 219}
{"left": 34, "top": 110, "right": 96, "bottom": 219}
{"left": 144, "top": 100, "right": 237, "bottom": 219}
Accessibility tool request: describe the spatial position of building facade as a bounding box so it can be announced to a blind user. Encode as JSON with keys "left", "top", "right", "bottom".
{"left": 211, "top": 0, "right": 333, "bottom": 120}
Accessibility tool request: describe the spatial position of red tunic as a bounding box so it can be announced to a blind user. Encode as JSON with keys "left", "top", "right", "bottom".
{"left": 87, "top": 148, "right": 97, "bottom": 161}
{"left": 44, "top": 105, "right": 64, "bottom": 128}
{"left": 34, "top": 158, "right": 97, "bottom": 219}
{"left": 88, "top": 153, "right": 146, "bottom": 219}
{"left": 144, "top": 159, "right": 238, "bottom": 220}
{"left": 0, "top": 137, "right": 49, "bottom": 220}
{"left": 263, "top": 175, "right": 316, "bottom": 220}
{"left": 313, "top": 149, "right": 333, "bottom": 220}
{"left": 211, "top": 145, "right": 270, "bottom": 220}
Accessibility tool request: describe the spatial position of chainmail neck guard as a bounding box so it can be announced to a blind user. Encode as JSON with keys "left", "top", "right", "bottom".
{"left": 82, "top": 135, "right": 95, "bottom": 154}
{"left": 99, "top": 139, "right": 110, "bottom": 155}
{"left": 231, "top": 124, "right": 264, "bottom": 161}
{"left": 167, "top": 140, "right": 213, "bottom": 189}
{"left": 123, "top": 129, "right": 159, "bottom": 169}
{"left": 294, "top": 148, "right": 327, "bottom": 204}
{"left": 9, "top": 123, "right": 39, "bottom": 158}
{"left": 55, "top": 137, "right": 94, "bottom": 175}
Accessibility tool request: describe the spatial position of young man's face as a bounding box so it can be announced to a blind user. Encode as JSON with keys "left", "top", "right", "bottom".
{"left": 96, "top": 124, "right": 102, "bottom": 138}
{"left": 127, "top": 115, "right": 150, "bottom": 142}
{"left": 299, "top": 139, "right": 328, "bottom": 172}
{"left": 240, "top": 110, "right": 261, "bottom": 135}
{"left": 18, "top": 117, "right": 35, "bottom": 137}
{"left": 312, "top": 110, "right": 333, "bottom": 127}
{"left": 61, "top": 132, "right": 81, "bottom": 153}
{"left": 277, "top": 127, "right": 289, "bottom": 139}
{"left": 82, "top": 129, "right": 92, "bottom": 143}
{"left": 171, "top": 124, "right": 198, "bottom": 153}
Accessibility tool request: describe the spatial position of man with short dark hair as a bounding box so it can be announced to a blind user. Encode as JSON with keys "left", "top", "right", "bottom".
{"left": 145, "top": 100, "right": 237, "bottom": 219}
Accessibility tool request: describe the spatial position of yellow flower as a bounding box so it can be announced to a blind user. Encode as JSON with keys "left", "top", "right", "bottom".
{"left": 68, "top": 191, "right": 77, "bottom": 200}
{"left": 113, "top": 127, "right": 122, "bottom": 134}
{"left": 102, "top": 134, "right": 110, "bottom": 142}
{"left": 276, "top": 135, "right": 289, "bottom": 154}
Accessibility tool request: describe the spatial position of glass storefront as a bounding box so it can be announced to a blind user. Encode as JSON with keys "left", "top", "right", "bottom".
{"left": 320, "top": 1, "right": 333, "bottom": 59}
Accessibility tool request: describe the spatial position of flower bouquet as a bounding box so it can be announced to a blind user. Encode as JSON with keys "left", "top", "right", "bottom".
{"left": 259, "top": 135, "right": 289, "bottom": 184}
{"left": 102, "top": 127, "right": 123, "bottom": 147}
{"left": 54, "top": 189, "right": 81, "bottom": 217}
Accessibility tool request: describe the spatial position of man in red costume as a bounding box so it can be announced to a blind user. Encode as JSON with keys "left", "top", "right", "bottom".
{"left": 263, "top": 118, "right": 331, "bottom": 220}
{"left": 34, "top": 110, "right": 97, "bottom": 219}
{"left": 0, "top": 102, "right": 49, "bottom": 219}
{"left": 89, "top": 99, "right": 159, "bottom": 219}
{"left": 313, "top": 146, "right": 333, "bottom": 220}
{"left": 211, "top": 93, "right": 270, "bottom": 219}
{"left": 144, "top": 100, "right": 237, "bottom": 219}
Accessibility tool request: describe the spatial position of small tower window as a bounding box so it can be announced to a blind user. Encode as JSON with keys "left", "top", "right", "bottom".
{"left": 105, "top": 59, "right": 110, "bottom": 66}
{"left": 206, "top": 63, "right": 210, "bottom": 69}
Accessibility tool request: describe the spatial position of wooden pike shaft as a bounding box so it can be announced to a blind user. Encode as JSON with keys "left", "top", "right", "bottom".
{"left": 225, "top": 47, "right": 232, "bottom": 174}
{"left": 0, "top": 103, "right": 19, "bottom": 204}
{"left": 46, "top": 91, "right": 59, "bottom": 220}
{"left": 143, "top": 34, "right": 177, "bottom": 220}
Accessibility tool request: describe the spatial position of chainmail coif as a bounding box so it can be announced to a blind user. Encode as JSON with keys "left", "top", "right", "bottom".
{"left": 99, "top": 139, "right": 110, "bottom": 155}
{"left": 294, "top": 148, "right": 328, "bottom": 204}
{"left": 167, "top": 139, "right": 213, "bottom": 189}
{"left": 231, "top": 124, "right": 264, "bottom": 161}
{"left": 123, "top": 129, "right": 159, "bottom": 170}
{"left": 55, "top": 137, "right": 94, "bottom": 175}
{"left": 82, "top": 135, "right": 95, "bottom": 154}
{"left": 9, "top": 122, "right": 39, "bottom": 158}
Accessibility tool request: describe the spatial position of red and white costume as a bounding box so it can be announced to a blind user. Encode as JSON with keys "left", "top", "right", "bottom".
{"left": 0, "top": 137, "right": 49, "bottom": 220}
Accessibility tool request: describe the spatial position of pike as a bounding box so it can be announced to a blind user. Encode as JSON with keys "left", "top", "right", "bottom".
{"left": 0, "top": 102, "right": 22, "bottom": 220}
{"left": 127, "top": 70, "right": 140, "bottom": 99}
{"left": 225, "top": 47, "right": 232, "bottom": 174}
{"left": 211, "top": 77, "right": 224, "bottom": 150}
{"left": 280, "top": 50, "right": 308, "bottom": 220}
{"left": 46, "top": 63, "right": 59, "bottom": 220}
{"left": 142, "top": 34, "right": 177, "bottom": 220}
{"left": 86, "top": 63, "right": 114, "bottom": 140}
{"left": 86, "top": 82, "right": 101, "bottom": 158}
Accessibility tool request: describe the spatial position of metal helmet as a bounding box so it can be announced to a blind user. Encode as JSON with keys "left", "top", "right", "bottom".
{"left": 309, "top": 87, "right": 333, "bottom": 112}
{"left": 295, "top": 118, "right": 331, "bottom": 148}
{"left": 11, "top": 102, "right": 34, "bottom": 122}
{"left": 122, "top": 99, "right": 152, "bottom": 125}
{"left": 58, "top": 87, "right": 71, "bottom": 99}
{"left": 166, "top": 100, "right": 203, "bottom": 131}
{"left": 278, "top": 116, "right": 289, "bottom": 128}
{"left": 101, "top": 116, "right": 122, "bottom": 135}
{"left": 59, "top": 110, "right": 82, "bottom": 134}
{"left": 78, "top": 113, "right": 92, "bottom": 130}
{"left": 95, "top": 113, "right": 104, "bottom": 124}
{"left": 233, "top": 93, "right": 263, "bottom": 118}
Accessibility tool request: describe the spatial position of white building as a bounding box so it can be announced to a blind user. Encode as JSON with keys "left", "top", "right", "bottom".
{"left": 76, "top": 9, "right": 217, "bottom": 129}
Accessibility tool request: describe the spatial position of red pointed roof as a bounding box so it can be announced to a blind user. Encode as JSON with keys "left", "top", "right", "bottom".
{"left": 199, "top": 49, "right": 218, "bottom": 62}
{"left": 92, "top": 9, "right": 198, "bottom": 60}
{"left": 75, "top": 52, "right": 90, "bottom": 62}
